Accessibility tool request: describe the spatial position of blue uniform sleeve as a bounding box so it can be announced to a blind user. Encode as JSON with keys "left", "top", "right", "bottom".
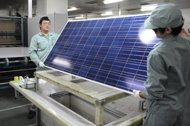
{"left": 144, "top": 53, "right": 168, "bottom": 100}
{"left": 28, "top": 36, "right": 41, "bottom": 66}
{"left": 54, "top": 33, "right": 59, "bottom": 42}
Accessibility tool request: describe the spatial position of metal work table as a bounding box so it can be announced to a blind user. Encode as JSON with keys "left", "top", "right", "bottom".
{"left": 0, "top": 47, "right": 29, "bottom": 58}
{"left": 35, "top": 70, "right": 130, "bottom": 126}
{"left": 9, "top": 81, "right": 96, "bottom": 126}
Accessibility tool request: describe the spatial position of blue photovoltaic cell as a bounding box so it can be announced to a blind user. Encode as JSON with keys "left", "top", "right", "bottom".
{"left": 44, "top": 15, "right": 159, "bottom": 92}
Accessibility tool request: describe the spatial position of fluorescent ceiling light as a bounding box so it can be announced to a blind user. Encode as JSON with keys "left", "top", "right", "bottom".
{"left": 75, "top": 15, "right": 84, "bottom": 19}
{"left": 141, "top": 4, "right": 157, "bottom": 11}
{"left": 68, "top": 7, "right": 78, "bottom": 12}
{"left": 101, "top": 11, "right": 113, "bottom": 16}
{"left": 104, "top": 0, "right": 123, "bottom": 4}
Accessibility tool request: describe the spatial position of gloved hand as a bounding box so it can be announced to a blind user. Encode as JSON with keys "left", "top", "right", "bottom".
{"left": 133, "top": 90, "right": 144, "bottom": 101}
{"left": 39, "top": 61, "right": 45, "bottom": 67}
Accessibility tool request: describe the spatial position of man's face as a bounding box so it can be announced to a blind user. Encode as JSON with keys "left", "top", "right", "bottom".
{"left": 40, "top": 20, "right": 50, "bottom": 33}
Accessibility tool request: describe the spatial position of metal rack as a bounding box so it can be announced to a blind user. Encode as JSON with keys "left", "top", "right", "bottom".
{"left": 0, "top": 47, "right": 36, "bottom": 85}
{"left": 0, "top": 16, "right": 27, "bottom": 47}
{"left": 0, "top": 57, "right": 35, "bottom": 85}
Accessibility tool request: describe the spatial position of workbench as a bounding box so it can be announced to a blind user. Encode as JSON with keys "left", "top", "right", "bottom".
{"left": 9, "top": 69, "right": 144, "bottom": 126}
{"left": 35, "top": 70, "right": 130, "bottom": 126}
{"left": 9, "top": 80, "right": 96, "bottom": 126}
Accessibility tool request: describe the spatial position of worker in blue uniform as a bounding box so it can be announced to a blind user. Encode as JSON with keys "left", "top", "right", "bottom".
{"left": 29, "top": 16, "right": 58, "bottom": 68}
{"left": 28, "top": 16, "right": 58, "bottom": 119}
{"left": 134, "top": 3, "right": 190, "bottom": 126}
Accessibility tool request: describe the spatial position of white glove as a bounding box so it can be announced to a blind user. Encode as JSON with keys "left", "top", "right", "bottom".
{"left": 133, "top": 90, "right": 140, "bottom": 97}
{"left": 18, "top": 76, "right": 25, "bottom": 88}
{"left": 39, "top": 61, "right": 45, "bottom": 67}
{"left": 133, "top": 90, "right": 144, "bottom": 101}
{"left": 19, "top": 76, "right": 25, "bottom": 83}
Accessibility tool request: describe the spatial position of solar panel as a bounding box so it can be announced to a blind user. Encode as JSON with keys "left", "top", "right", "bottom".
{"left": 44, "top": 15, "right": 159, "bottom": 92}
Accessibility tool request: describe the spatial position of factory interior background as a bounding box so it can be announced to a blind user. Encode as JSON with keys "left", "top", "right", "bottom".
{"left": 0, "top": 0, "right": 190, "bottom": 126}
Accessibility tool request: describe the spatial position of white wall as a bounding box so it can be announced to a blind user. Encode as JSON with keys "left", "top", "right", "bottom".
{"left": 182, "top": 8, "right": 190, "bottom": 32}
{"left": 0, "top": 10, "right": 9, "bottom": 16}
{"left": 36, "top": 0, "right": 67, "bottom": 16}
{"left": 47, "top": 0, "right": 67, "bottom": 15}
{"left": 36, "top": 0, "right": 47, "bottom": 16}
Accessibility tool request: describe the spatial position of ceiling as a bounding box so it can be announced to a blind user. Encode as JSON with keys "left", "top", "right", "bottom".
{"left": 0, "top": 0, "right": 189, "bottom": 18}
{"left": 68, "top": 0, "right": 190, "bottom": 18}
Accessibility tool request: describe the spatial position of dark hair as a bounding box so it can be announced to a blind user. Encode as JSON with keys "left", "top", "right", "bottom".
{"left": 153, "top": 28, "right": 166, "bottom": 34}
{"left": 171, "top": 24, "right": 183, "bottom": 36}
{"left": 153, "top": 18, "right": 184, "bottom": 36}
{"left": 39, "top": 16, "right": 50, "bottom": 24}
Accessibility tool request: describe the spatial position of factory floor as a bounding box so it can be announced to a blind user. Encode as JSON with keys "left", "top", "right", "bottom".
{"left": 0, "top": 86, "right": 35, "bottom": 126}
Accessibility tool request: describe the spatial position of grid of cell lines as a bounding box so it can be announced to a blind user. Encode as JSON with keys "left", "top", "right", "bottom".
{"left": 45, "top": 15, "right": 158, "bottom": 91}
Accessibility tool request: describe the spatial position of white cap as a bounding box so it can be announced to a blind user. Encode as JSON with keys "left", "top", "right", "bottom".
{"left": 144, "top": 3, "right": 184, "bottom": 29}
